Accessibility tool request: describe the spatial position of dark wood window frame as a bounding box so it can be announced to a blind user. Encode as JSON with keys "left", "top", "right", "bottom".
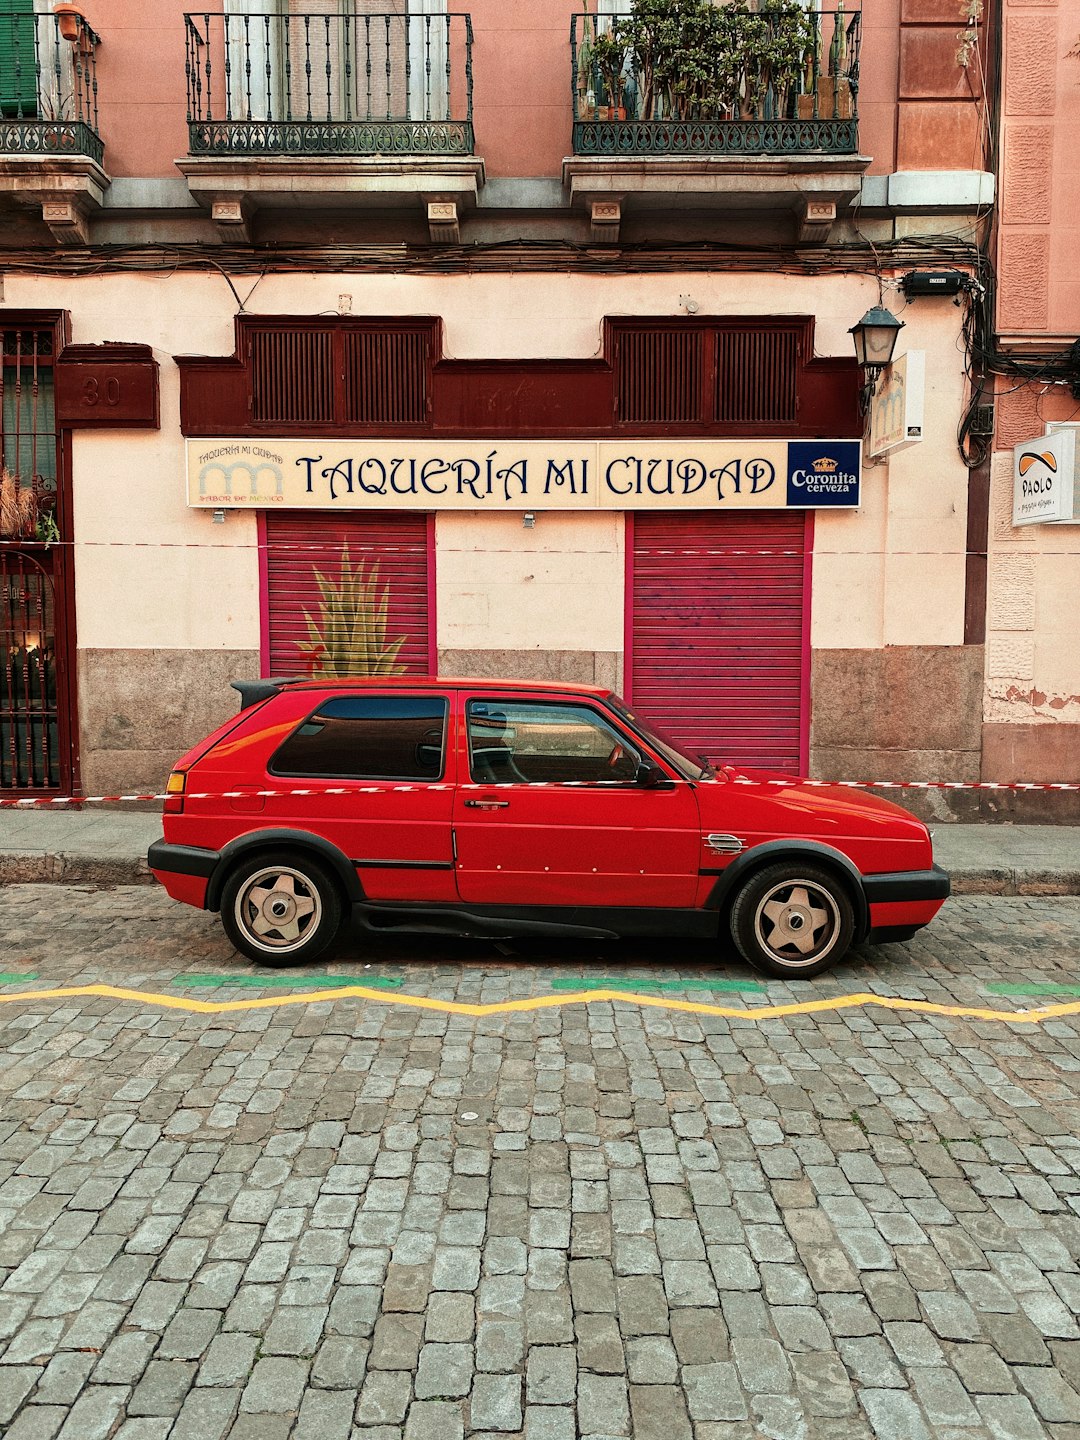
{"left": 244, "top": 317, "right": 437, "bottom": 435}
{"left": 608, "top": 317, "right": 809, "bottom": 435}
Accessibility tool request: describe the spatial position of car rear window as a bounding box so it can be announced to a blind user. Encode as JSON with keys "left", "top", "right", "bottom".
{"left": 270, "top": 695, "right": 449, "bottom": 781}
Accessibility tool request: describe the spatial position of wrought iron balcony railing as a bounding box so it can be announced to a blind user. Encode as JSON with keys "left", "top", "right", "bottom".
{"left": 0, "top": 11, "right": 102, "bottom": 164}
{"left": 570, "top": 6, "right": 861, "bottom": 158}
{"left": 184, "top": 11, "right": 475, "bottom": 157}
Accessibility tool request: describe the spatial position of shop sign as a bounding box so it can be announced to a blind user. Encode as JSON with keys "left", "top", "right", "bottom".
{"left": 187, "top": 438, "right": 861, "bottom": 511}
{"left": 1012, "top": 429, "right": 1078, "bottom": 526}
{"left": 867, "top": 351, "right": 924, "bottom": 458}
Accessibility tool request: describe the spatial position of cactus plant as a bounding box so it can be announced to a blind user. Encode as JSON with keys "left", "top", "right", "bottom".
{"left": 296, "top": 546, "right": 409, "bottom": 677}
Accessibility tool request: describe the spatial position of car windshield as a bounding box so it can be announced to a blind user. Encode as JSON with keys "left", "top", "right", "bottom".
{"left": 606, "top": 696, "right": 703, "bottom": 780}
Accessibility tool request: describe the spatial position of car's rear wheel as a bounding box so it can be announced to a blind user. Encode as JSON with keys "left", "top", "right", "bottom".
{"left": 730, "top": 862, "right": 855, "bottom": 979}
{"left": 220, "top": 852, "right": 343, "bottom": 966}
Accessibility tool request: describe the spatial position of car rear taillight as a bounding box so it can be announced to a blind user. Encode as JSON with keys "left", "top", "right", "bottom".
{"left": 164, "top": 769, "right": 186, "bottom": 815}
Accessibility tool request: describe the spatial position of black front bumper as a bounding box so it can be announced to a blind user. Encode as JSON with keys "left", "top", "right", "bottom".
{"left": 862, "top": 863, "right": 951, "bottom": 905}
{"left": 147, "top": 838, "right": 220, "bottom": 879}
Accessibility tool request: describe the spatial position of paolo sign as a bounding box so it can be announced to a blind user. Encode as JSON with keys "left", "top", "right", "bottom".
{"left": 1012, "top": 429, "right": 1078, "bottom": 526}
{"left": 187, "top": 438, "right": 861, "bottom": 512}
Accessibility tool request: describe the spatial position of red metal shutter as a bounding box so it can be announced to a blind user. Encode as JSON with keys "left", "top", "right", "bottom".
{"left": 630, "top": 511, "right": 807, "bottom": 772}
{"left": 264, "top": 512, "right": 431, "bottom": 677}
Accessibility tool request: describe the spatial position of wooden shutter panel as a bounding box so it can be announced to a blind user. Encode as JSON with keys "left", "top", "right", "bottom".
{"left": 250, "top": 329, "right": 335, "bottom": 424}
{"left": 630, "top": 512, "right": 807, "bottom": 772}
{"left": 716, "top": 328, "right": 799, "bottom": 424}
{"left": 0, "top": 2, "right": 39, "bottom": 119}
{"left": 616, "top": 329, "right": 704, "bottom": 424}
{"left": 344, "top": 328, "right": 430, "bottom": 425}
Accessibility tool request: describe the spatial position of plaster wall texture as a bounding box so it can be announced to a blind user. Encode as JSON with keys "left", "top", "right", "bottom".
{"left": 997, "top": 0, "right": 1080, "bottom": 336}
{"left": 11, "top": 266, "right": 966, "bottom": 667}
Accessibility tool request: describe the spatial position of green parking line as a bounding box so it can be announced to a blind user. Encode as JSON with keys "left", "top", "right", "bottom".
{"left": 0, "top": 973, "right": 39, "bottom": 984}
{"left": 172, "top": 973, "right": 404, "bottom": 990}
{"left": 549, "top": 976, "right": 767, "bottom": 994}
{"left": 986, "top": 981, "right": 1080, "bottom": 998}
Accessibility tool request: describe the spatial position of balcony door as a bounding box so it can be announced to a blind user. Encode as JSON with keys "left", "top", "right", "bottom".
{"left": 222, "top": 1, "right": 447, "bottom": 127}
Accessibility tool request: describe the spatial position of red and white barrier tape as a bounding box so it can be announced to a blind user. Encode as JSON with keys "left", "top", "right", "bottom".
{"left": 2, "top": 778, "right": 1079, "bottom": 808}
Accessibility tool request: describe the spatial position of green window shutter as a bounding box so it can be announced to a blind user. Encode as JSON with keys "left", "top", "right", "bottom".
{"left": 0, "top": 2, "right": 39, "bottom": 120}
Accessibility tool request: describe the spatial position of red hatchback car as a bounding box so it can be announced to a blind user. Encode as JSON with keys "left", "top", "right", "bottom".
{"left": 149, "top": 677, "right": 949, "bottom": 978}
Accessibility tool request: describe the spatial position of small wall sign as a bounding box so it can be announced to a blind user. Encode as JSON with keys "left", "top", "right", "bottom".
{"left": 1013, "top": 429, "right": 1077, "bottom": 526}
{"left": 187, "top": 438, "right": 862, "bottom": 512}
{"left": 55, "top": 343, "right": 160, "bottom": 430}
{"left": 868, "top": 351, "right": 925, "bottom": 458}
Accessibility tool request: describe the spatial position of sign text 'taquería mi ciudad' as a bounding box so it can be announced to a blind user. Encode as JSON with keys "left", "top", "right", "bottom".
{"left": 187, "top": 438, "right": 862, "bottom": 512}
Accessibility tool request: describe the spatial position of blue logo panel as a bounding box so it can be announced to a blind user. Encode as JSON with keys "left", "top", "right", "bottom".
{"left": 786, "top": 441, "right": 861, "bottom": 508}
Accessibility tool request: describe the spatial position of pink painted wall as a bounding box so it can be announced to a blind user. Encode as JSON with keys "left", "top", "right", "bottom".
{"left": 80, "top": 0, "right": 189, "bottom": 179}
{"left": 471, "top": 0, "right": 576, "bottom": 177}
{"left": 996, "top": 0, "right": 1080, "bottom": 338}
{"left": 859, "top": 0, "right": 900, "bottom": 176}
{"left": 77, "top": 0, "right": 906, "bottom": 183}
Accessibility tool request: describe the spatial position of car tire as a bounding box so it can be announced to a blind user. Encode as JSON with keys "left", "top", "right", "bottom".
{"left": 220, "top": 851, "right": 344, "bottom": 966}
{"left": 730, "top": 862, "right": 855, "bottom": 979}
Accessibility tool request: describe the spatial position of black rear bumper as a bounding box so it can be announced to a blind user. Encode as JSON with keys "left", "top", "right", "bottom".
{"left": 147, "top": 838, "right": 220, "bottom": 879}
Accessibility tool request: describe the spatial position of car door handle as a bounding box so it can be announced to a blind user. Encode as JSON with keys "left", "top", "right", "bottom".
{"left": 465, "top": 799, "right": 510, "bottom": 809}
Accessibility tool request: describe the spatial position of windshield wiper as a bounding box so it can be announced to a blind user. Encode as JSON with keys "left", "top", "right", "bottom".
{"left": 697, "top": 753, "right": 716, "bottom": 780}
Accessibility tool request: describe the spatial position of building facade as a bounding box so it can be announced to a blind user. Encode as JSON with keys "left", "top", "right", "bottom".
{"left": 2, "top": 0, "right": 1072, "bottom": 818}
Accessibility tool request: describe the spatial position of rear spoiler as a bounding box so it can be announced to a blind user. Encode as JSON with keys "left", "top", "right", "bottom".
{"left": 230, "top": 678, "right": 298, "bottom": 711}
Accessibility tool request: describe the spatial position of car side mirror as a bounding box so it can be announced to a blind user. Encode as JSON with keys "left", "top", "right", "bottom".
{"left": 636, "top": 761, "right": 675, "bottom": 790}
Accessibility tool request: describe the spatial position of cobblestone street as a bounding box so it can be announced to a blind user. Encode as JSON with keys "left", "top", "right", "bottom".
{"left": 1, "top": 884, "right": 1080, "bottom": 1440}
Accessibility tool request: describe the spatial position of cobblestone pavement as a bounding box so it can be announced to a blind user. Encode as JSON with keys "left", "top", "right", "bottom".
{"left": 1, "top": 884, "right": 1080, "bottom": 1440}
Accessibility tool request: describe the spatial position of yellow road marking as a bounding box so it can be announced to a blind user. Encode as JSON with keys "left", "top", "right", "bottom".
{"left": 0, "top": 981, "right": 1077, "bottom": 1025}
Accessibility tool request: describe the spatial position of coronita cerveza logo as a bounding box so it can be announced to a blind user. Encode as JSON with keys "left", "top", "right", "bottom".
{"left": 812, "top": 456, "right": 838, "bottom": 472}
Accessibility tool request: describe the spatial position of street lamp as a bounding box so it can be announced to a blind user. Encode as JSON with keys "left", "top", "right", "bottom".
{"left": 849, "top": 306, "right": 904, "bottom": 388}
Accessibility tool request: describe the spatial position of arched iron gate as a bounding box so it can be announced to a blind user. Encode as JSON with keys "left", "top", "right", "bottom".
{"left": 0, "top": 548, "right": 59, "bottom": 789}
{"left": 1, "top": 322, "right": 74, "bottom": 795}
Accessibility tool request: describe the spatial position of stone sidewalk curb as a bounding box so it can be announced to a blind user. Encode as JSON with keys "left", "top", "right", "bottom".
{"left": 2, "top": 852, "right": 1079, "bottom": 895}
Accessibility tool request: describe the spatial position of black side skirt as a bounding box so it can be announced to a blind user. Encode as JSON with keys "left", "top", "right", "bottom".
{"left": 352, "top": 902, "right": 719, "bottom": 943}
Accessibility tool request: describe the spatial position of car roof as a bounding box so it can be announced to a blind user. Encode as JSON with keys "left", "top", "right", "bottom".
{"left": 284, "top": 676, "right": 614, "bottom": 698}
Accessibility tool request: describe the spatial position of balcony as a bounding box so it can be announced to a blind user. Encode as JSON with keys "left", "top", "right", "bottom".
{"left": 0, "top": 10, "right": 108, "bottom": 243}
{"left": 178, "top": 11, "right": 483, "bottom": 239}
{"left": 563, "top": 5, "right": 868, "bottom": 242}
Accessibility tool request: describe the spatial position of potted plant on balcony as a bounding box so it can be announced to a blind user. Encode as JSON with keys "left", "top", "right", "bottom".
{"left": 736, "top": 0, "right": 817, "bottom": 122}
{"left": 589, "top": 27, "right": 630, "bottom": 121}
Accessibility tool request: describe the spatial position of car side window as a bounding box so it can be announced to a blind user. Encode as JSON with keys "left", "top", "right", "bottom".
{"left": 271, "top": 695, "right": 449, "bottom": 780}
{"left": 467, "top": 700, "right": 641, "bottom": 785}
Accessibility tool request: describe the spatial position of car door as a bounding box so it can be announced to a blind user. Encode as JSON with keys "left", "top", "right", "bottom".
{"left": 265, "top": 688, "right": 457, "bottom": 902}
{"left": 452, "top": 693, "right": 701, "bottom": 908}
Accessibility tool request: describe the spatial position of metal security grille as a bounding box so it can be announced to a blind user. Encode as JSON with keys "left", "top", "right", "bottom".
{"left": 616, "top": 329, "right": 703, "bottom": 424}
{"left": 345, "top": 328, "right": 429, "bottom": 424}
{"left": 629, "top": 511, "right": 807, "bottom": 772}
{"left": 0, "top": 551, "right": 58, "bottom": 788}
{"left": 716, "top": 328, "right": 799, "bottom": 424}
{"left": 264, "top": 512, "right": 431, "bottom": 677}
{"left": 250, "top": 328, "right": 335, "bottom": 423}
{"left": 0, "top": 326, "right": 61, "bottom": 791}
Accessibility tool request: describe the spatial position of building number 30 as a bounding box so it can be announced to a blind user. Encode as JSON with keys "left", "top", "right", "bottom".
{"left": 83, "top": 376, "right": 121, "bottom": 407}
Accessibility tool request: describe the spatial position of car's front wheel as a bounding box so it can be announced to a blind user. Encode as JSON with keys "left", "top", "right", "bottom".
{"left": 220, "top": 852, "right": 343, "bottom": 966}
{"left": 730, "top": 862, "right": 855, "bottom": 978}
